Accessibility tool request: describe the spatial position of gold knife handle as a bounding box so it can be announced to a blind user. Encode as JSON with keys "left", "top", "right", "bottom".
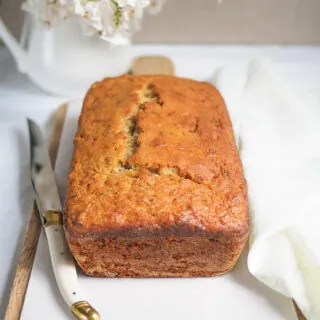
{"left": 43, "top": 209, "right": 63, "bottom": 227}
{"left": 71, "top": 301, "right": 101, "bottom": 320}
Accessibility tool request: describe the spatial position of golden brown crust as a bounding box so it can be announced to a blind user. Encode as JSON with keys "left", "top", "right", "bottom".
{"left": 65, "top": 74, "right": 249, "bottom": 277}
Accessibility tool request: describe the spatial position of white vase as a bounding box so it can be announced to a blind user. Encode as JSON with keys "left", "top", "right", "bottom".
{"left": 0, "top": 16, "right": 132, "bottom": 98}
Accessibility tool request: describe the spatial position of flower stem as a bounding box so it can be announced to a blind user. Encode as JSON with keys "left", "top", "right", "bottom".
{"left": 110, "top": 0, "right": 122, "bottom": 28}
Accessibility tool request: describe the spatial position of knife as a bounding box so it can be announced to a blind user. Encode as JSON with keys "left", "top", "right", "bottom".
{"left": 27, "top": 118, "right": 100, "bottom": 320}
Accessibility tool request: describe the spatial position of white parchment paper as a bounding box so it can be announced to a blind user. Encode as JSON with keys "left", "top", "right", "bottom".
{"left": 21, "top": 99, "right": 297, "bottom": 320}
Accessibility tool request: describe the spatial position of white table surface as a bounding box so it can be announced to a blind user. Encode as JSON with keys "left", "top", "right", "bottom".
{"left": 1, "top": 43, "right": 320, "bottom": 317}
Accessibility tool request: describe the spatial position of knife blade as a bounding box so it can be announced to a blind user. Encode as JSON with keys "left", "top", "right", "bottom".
{"left": 27, "top": 118, "right": 100, "bottom": 320}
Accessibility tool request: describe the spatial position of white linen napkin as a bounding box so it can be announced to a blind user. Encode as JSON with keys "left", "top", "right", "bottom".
{"left": 212, "top": 59, "right": 320, "bottom": 320}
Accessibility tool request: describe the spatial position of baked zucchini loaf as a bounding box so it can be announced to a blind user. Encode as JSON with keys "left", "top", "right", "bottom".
{"left": 65, "top": 75, "right": 248, "bottom": 277}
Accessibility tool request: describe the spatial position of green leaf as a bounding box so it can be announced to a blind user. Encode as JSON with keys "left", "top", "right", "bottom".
{"left": 110, "top": 0, "right": 122, "bottom": 28}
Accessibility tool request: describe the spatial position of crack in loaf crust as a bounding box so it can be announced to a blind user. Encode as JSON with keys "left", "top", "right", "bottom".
{"left": 65, "top": 74, "right": 249, "bottom": 277}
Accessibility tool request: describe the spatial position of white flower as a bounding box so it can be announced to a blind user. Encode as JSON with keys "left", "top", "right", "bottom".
{"left": 117, "top": 0, "right": 150, "bottom": 8}
{"left": 22, "top": 0, "right": 72, "bottom": 26}
{"left": 148, "top": 0, "right": 165, "bottom": 15}
{"left": 22, "top": 0, "right": 166, "bottom": 44}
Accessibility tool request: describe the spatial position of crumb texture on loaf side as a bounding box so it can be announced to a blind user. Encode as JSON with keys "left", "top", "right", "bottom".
{"left": 67, "top": 235, "right": 247, "bottom": 278}
{"left": 65, "top": 75, "right": 248, "bottom": 239}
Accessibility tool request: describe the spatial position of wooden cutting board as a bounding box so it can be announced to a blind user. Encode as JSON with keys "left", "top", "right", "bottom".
{"left": 4, "top": 104, "right": 67, "bottom": 320}
{"left": 4, "top": 56, "right": 305, "bottom": 320}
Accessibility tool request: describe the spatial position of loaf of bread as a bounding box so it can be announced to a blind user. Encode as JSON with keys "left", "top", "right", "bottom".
{"left": 65, "top": 75, "right": 249, "bottom": 277}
